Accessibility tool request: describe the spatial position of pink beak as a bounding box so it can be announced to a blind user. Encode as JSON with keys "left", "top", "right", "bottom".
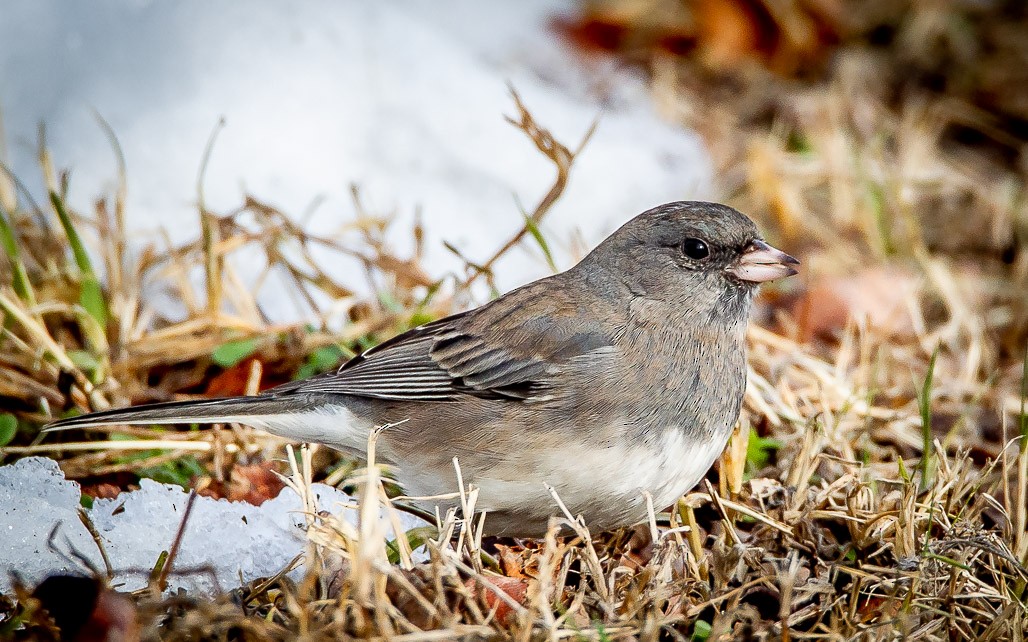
{"left": 727, "top": 239, "right": 800, "bottom": 283}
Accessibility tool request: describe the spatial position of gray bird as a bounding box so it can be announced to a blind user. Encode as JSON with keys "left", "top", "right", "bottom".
{"left": 46, "top": 201, "right": 798, "bottom": 536}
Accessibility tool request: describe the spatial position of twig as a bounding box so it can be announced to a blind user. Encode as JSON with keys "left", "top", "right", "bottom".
{"left": 197, "top": 118, "right": 226, "bottom": 318}
{"left": 154, "top": 489, "right": 198, "bottom": 593}
{"left": 459, "top": 87, "right": 595, "bottom": 290}
{"left": 77, "top": 507, "right": 114, "bottom": 579}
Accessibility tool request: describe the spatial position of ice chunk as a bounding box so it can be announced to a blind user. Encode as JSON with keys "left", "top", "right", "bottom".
{"left": 0, "top": 457, "right": 428, "bottom": 595}
{"left": 0, "top": 458, "right": 99, "bottom": 590}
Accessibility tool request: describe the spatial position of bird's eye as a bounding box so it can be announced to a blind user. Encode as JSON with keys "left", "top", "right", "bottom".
{"left": 681, "top": 238, "right": 710, "bottom": 260}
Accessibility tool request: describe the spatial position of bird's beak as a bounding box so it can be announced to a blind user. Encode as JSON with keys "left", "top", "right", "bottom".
{"left": 727, "top": 239, "right": 800, "bottom": 283}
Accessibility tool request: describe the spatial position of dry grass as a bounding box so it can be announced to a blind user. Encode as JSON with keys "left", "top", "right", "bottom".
{"left": 2, "top": 5, "right": 1028, "bottom": 638}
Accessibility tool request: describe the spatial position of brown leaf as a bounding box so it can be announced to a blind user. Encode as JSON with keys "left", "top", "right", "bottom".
{"left": 694, "top": 0, "right": 769, "bottom": 69}
{"left": 227, "top": 462, "right": 286, "bottom": 505}
{"left": 793, "top": 267, "right": 919, "bottom": 340}
{"left": 197, "top": 462, "right": 285, "bottom": 505}
{"left": 464, "top": 576, "right": 528, "bottom": 627}
{"left": 494, "top": 543, "right": 531, "bottom": 579}
{"left": 79, "top": 483, "right": 122, "bottom": 501}
{"left": 204, "top": 357, "right": 262, "bottom": 397}
{"left": 618, "top": 524, "right": 656, "bottom": 570}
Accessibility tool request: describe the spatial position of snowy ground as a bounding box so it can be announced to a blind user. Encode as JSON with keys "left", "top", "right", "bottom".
{"left": 0, "top": 457, "right": 429, "bottom": 595}
{"left": 0, "top": 1, "right": 714, "bottom": 594}
{"left": 1, "top": 0, "right": 713, "bottom": 318}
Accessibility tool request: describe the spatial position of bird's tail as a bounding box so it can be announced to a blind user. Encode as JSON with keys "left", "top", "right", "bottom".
{"left": 43, "top": 396, "right": 297, "bottom": 432}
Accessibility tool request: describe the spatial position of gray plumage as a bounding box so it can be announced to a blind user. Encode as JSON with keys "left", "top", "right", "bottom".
{"left": 46, "top": 201, "right": 798, "bottom": 536}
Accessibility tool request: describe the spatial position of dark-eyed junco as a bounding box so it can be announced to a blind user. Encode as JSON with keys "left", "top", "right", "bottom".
{"left": 47, "top": 202, "right": 798, "bottom": 536}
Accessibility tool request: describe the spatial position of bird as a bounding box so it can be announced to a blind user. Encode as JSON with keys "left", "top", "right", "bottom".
{"left": 46, "top": 201, "right": 798, "bottom": 536}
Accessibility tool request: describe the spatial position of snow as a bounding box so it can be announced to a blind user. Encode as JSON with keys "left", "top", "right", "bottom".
{"left": 0, "top": 0, "right": 713, "bottom": 319}
{"left": 0, "top": 457, "right": 427, "bottom": 595}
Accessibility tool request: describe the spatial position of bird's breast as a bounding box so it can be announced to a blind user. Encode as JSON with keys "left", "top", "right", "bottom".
{"left": 455, "top": 423, "right": 728, "bottom": 530}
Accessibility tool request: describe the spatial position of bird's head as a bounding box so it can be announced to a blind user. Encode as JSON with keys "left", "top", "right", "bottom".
{"left": 582, "top": 201, "right": 799, "bottom": 319}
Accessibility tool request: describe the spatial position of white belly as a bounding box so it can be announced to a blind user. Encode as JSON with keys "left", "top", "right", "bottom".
{"left": 472, "top": 428, "right": 729, "bottom": 528}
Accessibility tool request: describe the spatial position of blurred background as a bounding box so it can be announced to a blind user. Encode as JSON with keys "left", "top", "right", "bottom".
{"left": 3, "top": 0, "right": 1026, "bottom": 329}
{"left": 0, "top": 0, "right": 713, "bottom": 322}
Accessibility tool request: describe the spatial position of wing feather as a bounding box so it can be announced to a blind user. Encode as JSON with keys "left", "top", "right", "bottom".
{"left": 268, "top": 293, "right": 616, "bottom": 403}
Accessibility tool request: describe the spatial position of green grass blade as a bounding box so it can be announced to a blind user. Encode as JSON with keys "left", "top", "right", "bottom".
{"left": 295, "top": 344, "right": 344, "bottom": 380}
{"left": 79, "top": 280, "right": 108, "bottom": 334}
{"left": 691, "top": 619, "right": 712, "bottom": 642}
{"left": 197, "top": 119, "right": 226, "bottom": 315}
{"left": 385, "top": 526, "right": 437, "bottom": 565}
{"left": 523, "top": 213, "right": 558, "bottom": 273}
{"left": 0, "top": 413, "right": 17, "bottom": 447}
{"left": 867, "top": 182, "right": 895, "bottom": 256}
{"left": 1020, "top": 342, "right": 1027, "bottom": 445}
{"left": 0, "top": 201, "right": 36, "bottom": 306}
{"left": 50, "top": 190, "right": 109, "bottom": 328}
{"left": 923, "top": 552, "right": 971, "bottom": 572}
{"left": 50, "top": 191, "right": 92, "bottom": 275}
{"left": 746, "top": 427, "right": 782, "bottom": 473}
{"left": 917, "top": 346, "right": 939, "bottom": 493}
{"left": 212, "top": 337, "right": 260, "bottom": 368}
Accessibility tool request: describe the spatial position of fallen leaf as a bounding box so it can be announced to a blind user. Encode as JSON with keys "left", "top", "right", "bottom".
{"left": 204, "top": 357, "right": 262, "bottom": 396}
{"left": 793, "top": 267, "right": 919, "bottom": 340}
{"left": 464, "top": 575, "right": 528, "bottom": 627}
{"left": 197, "top": 461, "right": 285, "bottom": 505}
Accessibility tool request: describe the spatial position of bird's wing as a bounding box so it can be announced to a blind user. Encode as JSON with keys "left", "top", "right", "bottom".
{"left": 271, "top": 296, "right": 616, "bottom": 402}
